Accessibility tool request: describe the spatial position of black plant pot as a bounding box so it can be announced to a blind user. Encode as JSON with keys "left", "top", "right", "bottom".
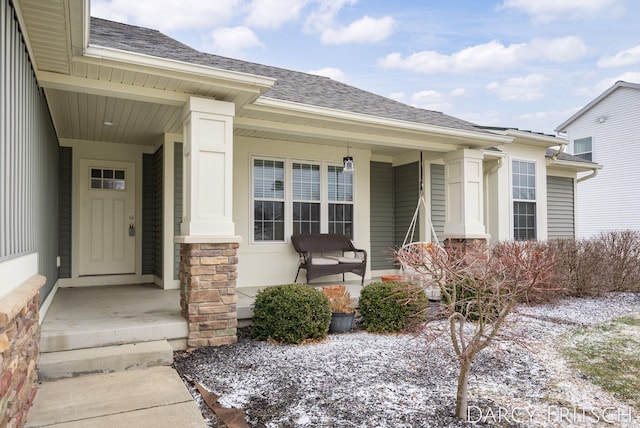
{"left": 330, "top": 312, "right": 355, "bottom": 333}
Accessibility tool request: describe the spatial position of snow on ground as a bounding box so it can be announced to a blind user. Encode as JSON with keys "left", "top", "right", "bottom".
{"left": 174, "top": 293, "right": 640, "bottom": 427}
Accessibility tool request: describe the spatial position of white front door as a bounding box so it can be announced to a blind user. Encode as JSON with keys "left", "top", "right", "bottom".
{"left": 79, "top": 160, "right": 136, "bottom": 275}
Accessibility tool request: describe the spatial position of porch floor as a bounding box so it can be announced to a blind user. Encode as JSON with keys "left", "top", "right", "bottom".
{"left": 40, "top": 278, "right": 381, "bottom": 350}
{"left": 40, "top": 283, "right": 188, "bottom": 352}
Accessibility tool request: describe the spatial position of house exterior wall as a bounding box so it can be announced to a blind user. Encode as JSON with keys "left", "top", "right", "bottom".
{"left": 563, "top": 86, "right": 640, "bottom": 237}
{"left": 483, "top": 144, "right": 549, "bottom": 242}
{"left": 60, "top": 139, "right": 156, "bottom": 286}
{"left": 394, "top": 162, "right": 420, "bottom": 246}
{"left": 546, "top": 175, "right": 575, "bottom": 239}
{"left": 233, "top": 136, "right": 371, "bottom": 287}
{"left": 369, "top": 162, "right": 394, "bottom": 271}
{"left": 1, "top": 0, "right": 59, "bottom": 301}
{"left": 430, "top": 163, "right": 446, "bottom": 241}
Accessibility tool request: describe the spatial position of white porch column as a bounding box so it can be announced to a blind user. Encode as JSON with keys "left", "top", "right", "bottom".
{"left": 181, "top": 97, "right": 236, "bottom": 238}
{"left": 443, "top": 149, "right": 488, "bottom": 240}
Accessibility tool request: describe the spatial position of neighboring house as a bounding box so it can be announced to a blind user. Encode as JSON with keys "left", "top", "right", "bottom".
{"left": 1, "top": 2, "right": 601, "bottom": 416}
{"left": 556, "top": 81, "right": 640, "bottom": 237}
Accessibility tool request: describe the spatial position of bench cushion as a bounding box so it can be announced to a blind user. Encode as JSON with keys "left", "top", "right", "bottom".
{"left": 310, "top": 257, "right": 340, "bottom": 266}
{"left": 328, "top": 256, "right": 362, "bottom": 264}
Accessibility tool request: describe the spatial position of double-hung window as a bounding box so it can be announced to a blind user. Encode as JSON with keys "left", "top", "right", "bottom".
{"left": 512, "top": 160, "right": 536, "bottom": 241}
{"left": 328, "top": 166, "right": 354, "bottom": 238}
{"left": 252, "top": 158, "right": 355, "bottom": 242}
{"left": 573, "top": 137, "right": 592, "bottom": 161}
{"left": 292, "top": 163, "right": 321, "bottom": 234}
{"left": 253, "top": 159, "right": 285, "bottom": 241}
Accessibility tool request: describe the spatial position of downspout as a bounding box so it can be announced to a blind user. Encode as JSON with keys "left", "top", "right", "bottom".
{"left": 551, "top": 143, "right": 566, "bottom": 161}
{"left": 577, "top": 168, "right": 599, "bottom": 183}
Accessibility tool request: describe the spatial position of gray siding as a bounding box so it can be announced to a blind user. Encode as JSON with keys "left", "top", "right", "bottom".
{"left": 58, "top": 147, "right": 72, "bottom": 278}
{"left": 142, "top": 148, "right": 163, "bottom": 277}
{"left": 394, "top": 162, "right": 420, "bottom": 247}
{"left": 174, "top": 143, "right": 183, "bottom": 280}
{"left": 1, "top": 0, "right": 60, "bottom": 298}
{"left": 547, "top": 176, "right": 575, "bottom": 239}
{"left": 430, "top": 164, "right": 445, "bottom": 241}
{"left": 370, "top": 162, "right": 395, "bottom": 270}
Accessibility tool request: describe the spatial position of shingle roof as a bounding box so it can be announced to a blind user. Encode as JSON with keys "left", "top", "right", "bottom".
{"left": 544, "top": 148, "right": 594, "bottom": 164}
{"left": 89, "top": 17, "right": 482, "bottom": 133}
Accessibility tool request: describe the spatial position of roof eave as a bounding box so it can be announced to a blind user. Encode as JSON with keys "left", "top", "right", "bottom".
{"left": 546, "top": 158, "right": 603, "bottom": 172}
{"left": 82, "top": 45, "right": 277, "bottom": 92}
{"left": 253, "top": 97, "right": 512, "bottom": 148}
{"left": 555, "top": 81, "right": 640, "bottom": 132}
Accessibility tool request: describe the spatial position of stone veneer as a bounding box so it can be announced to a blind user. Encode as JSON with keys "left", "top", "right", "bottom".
{"left": 0, "top": 275, "right": 43, "bottom": 428}
{"left": 179, "top": 243, "right": 238, "bottom": 348}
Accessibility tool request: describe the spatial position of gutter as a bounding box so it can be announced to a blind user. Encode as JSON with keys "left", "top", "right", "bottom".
{"left": 577, "top": 168, "right": 599, "bottom": 183}
{"left": 551, "top": 143, "right": 566, "bottom": 161}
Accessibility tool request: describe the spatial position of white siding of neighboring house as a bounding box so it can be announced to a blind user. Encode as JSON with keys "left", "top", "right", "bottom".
{"left": 564, "top": 86, "right": 640, "bottom": 237}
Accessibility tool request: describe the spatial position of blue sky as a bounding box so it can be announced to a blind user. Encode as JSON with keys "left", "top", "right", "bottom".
{"left": 92, "top": 0, "right": 640, "bottom": 135}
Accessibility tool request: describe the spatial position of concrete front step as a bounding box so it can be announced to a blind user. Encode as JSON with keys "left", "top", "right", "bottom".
{"left": 40, "top": 320, "right": 188, "bottom": 353}
{"left": 38, "top": 340, "right": 174, "bottom": 381}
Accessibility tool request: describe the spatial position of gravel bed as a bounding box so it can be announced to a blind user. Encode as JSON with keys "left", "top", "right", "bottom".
{"left": 174, "top": 293, "right": 640, "bottom": 427}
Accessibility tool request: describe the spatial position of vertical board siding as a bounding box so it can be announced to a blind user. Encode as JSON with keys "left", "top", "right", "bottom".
{"left": 1, "top": 0, "right": 59, "bottom": 297}
{"left": 142, "top": 148, "right": 164, "bottom": 277}
{"left": 430, "top": 164, "right": 445, "bottom": 241}
{"left": 394, "top": 162, "right": 420, "bottom": 247}
{"left": 547, "top": 176, "right": 575, "bottom": 239}
{"left": 369, "top": 162, "right": 395, "bottom": 270}
{"left": 174, "top": 143, "right": 183, "bottom": 280}
{"left": 153, "top": 147, "right": 163, "bottom": 278}
{"left": 58, "top": 147, "right": 72, "bottom": 278}
{"left": 142, "top": 154, "right": 154, "bottom": 275}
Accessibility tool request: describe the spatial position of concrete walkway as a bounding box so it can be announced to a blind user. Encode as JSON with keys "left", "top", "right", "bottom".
{"left": 26, "top": 366, "right": 206, "bottom": 427}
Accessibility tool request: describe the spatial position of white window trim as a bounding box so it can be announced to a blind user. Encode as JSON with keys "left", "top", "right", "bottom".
{"left": 250, "top": 155, "right": 356, "bottom": 244}
{"left": 510, "top": 158, "right": 538, "bottom": 241}
{"left": 573, "top": 136, "right": 593, "bottom": 161}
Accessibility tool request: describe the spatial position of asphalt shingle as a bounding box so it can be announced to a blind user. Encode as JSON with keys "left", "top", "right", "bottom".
{"left": 89, "top": 17, "right": 481, "bottom": 133}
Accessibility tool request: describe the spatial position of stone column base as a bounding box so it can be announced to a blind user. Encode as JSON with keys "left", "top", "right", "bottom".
{"left": 179, "top": 242, "right": 238, "bottom": 348}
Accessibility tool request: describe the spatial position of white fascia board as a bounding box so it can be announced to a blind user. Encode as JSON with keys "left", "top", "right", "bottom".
{"left": 498, "top": 129, "right": 566, "bottom": 148}
{"left": 253, "top": 97, "right": 512, "bottom": 147}
{"left": 83, "top": 45, "right": 276, "bottom": 90}
{"left": 546, "top": 158, "right": 603, "bottom": 172}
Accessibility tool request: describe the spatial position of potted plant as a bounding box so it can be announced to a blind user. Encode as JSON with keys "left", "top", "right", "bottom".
{"left": 322, "top": 285, "right": 356, "bottom": 333}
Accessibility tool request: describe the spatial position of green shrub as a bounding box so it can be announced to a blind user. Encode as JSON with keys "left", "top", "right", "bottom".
{"left": 443, "top": 278, "right": 502, "bottom": 322}
{"left": 358, "top": 281, "right": 427, "bottom": 333}
{"left": 251, "top": 284, "right": 331, "bottom": 344}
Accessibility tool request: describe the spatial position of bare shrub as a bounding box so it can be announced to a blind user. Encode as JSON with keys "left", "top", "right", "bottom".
{"left": 547, "top": 231, "right": 640, "bottom": 297}
{"left": 396, "top": 240, "right": 556, "bottom": 419}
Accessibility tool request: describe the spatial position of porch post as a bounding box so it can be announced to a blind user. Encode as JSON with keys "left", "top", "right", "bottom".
{"left": 177, "top": 97, "right": 240, "bottom": 349}
{"left": 442, "top": 149, "right": 488, "bottom": 244}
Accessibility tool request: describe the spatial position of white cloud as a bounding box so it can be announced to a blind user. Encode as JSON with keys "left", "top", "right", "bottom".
{"left": 307, "top": 67, "right": 348, "bottom": 82}
{"left": 596, "top": 72, "right": 640, "bottom": 91}
{"left": 208, "top": 27, "right": 264, "bottom": 57}
{"left": 450, "top": 88, "right": 467, "bottom": 97}
{"left": 530, "top": 36, "right": 588, "bottom": 62}
{"left": 304, "top": 0, "right": 357, "bottom": 34}
{"left": 598, "top": 45, "right": 640, "bottom": 68}
{"left": 501, "top": 0, "right": 623, "bottom": 23}
{"left": 389, "top": 92, "right": 406, "bottom": 102}
{"left": 409, "top": 90, "right": 451, "bottom": 112}
{"left": 486, "top": 74, "right": 550, "bottom": 101}
{"left": 379, "top": 37, "right": 586, "bottom": 74}
{"left": 91, "top": 0, "right": 241, "bottom": 31}
{"left": 245, "top": 0, "right": 308, "bottom": 29}
{"left": 320, "top": 15, "right": 395, "bottom": 44}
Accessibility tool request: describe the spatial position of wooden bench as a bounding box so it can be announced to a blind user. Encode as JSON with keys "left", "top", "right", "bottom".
{"left": 291, "top": 234, "right": 367, "bottom": 284}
